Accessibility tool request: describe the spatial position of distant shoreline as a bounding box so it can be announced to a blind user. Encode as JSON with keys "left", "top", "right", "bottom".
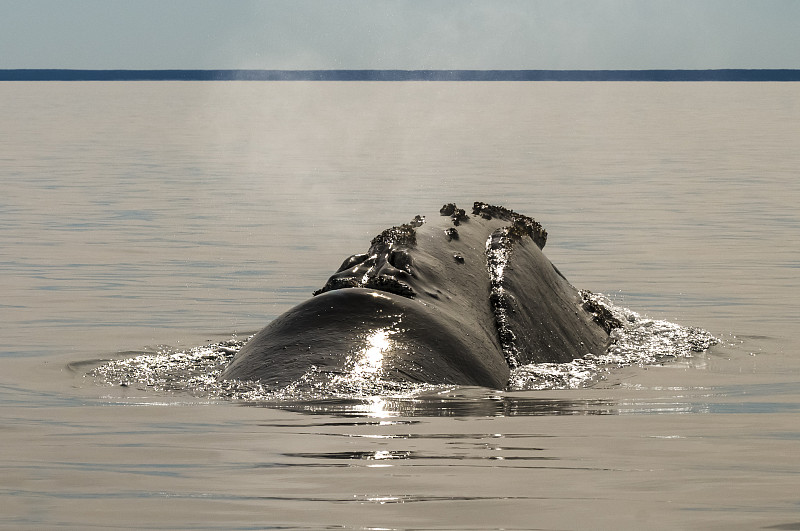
{"left": 2, "top": 69, "right": 800, "bottom": 81}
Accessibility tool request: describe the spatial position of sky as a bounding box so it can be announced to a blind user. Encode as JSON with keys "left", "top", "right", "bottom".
{"left": 1, "top": 0, "right": 799, "bottom": 70}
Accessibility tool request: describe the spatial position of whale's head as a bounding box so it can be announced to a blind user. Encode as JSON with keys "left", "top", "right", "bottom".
{"left": 220, "top": 202, "right": 614, "bottom": 389}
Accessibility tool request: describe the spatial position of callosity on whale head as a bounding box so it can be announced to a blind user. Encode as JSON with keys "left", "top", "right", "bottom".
{"left": 220, "top": 202, "right": 619, "bottom": 389}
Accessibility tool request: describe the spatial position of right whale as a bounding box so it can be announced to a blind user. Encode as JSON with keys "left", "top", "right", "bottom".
{"left": 221, "top": 202, "right": 620, "bottom": 389}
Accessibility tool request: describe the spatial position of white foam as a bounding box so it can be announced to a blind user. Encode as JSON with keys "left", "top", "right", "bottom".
{"left": 89, "top": 293, "right": 717, "bottom": 400}
{"left": 509, "top": 292, "right": 717, "bottom": 390}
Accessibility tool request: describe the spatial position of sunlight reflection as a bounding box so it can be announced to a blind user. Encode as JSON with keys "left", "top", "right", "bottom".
{"left": 351, "top": 329, "right": 393, "bottom": 378}
{"left": 365, "top": 450, "right": 397, "bottom": 468}
{"left": 365, "top": 495, "right": 403, "bottom": 504}
{"left": 360, "top": 396, "right": 397, "bottom": 419}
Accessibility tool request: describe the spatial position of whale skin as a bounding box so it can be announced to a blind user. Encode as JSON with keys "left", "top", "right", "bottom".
{"left": 220, "top": 202, "right": 619, "bottom": 389}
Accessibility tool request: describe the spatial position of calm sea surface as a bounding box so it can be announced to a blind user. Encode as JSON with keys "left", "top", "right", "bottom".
{"left": 1, "top": 82, "right": 799, "bottom": 529}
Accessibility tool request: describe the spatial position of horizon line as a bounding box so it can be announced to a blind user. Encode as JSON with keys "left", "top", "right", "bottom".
{"left": 2, "top": 68, "right": 800, "bottom": 81}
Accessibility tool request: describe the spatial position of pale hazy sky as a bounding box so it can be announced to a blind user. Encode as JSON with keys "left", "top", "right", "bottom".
{"left": 2, "top": 0, "right": 798, "bottom": 70}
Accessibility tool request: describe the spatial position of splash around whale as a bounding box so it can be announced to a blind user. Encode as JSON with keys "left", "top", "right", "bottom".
{"left": 90, "top": 202, "right": 718, "bottom": 400}
{"left": 221, "top": 202, "right": 624, "bottom": 390}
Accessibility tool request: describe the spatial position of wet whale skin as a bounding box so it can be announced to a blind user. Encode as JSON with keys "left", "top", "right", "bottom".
{"left": 221, "top": 203, "right": 612, "bottom": 389}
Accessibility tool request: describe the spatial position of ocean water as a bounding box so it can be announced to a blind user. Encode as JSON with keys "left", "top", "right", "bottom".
{"left": 1, "top": 81, "right": 799, "bottom": 530}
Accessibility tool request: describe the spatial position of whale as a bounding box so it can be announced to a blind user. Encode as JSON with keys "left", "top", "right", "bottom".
{"left": 221, "top": 202, "right": 621, "bottom": 389}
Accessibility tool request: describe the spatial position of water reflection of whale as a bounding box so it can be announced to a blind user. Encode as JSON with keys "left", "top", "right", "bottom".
{"left": 261, "top": 393, "right": 619, "bottom": 418}
{"left": 221, "top": 202, "right": 620, "bottom": 390}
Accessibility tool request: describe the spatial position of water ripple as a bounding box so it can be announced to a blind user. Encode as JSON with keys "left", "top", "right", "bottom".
{"left": 88, "top": 294, "right": 717, "bottom": 414}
